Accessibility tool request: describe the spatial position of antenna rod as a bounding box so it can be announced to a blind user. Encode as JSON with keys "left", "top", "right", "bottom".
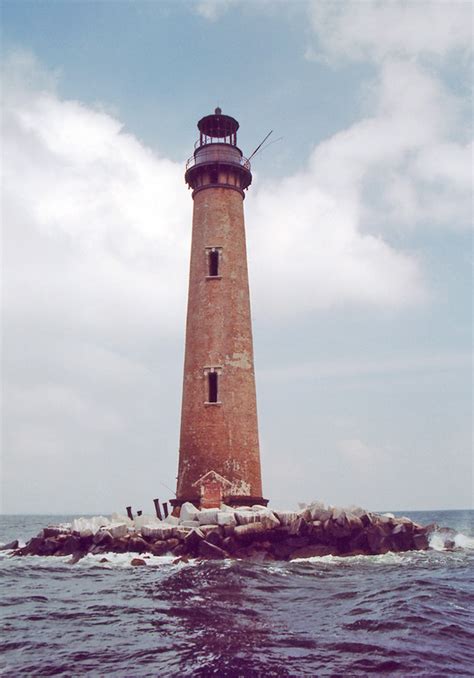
{"left": 248, "top": 130, "right": 273, "bottom": 161}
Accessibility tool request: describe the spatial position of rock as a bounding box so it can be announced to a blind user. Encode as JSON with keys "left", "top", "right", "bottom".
{"left": 150, "top": 540, "right": 169, "bottom": 556}
{"left": 198, "top": 541, "right": 228, "bottom": 559}
{"left": 71, "top": 516, "right": 109, "bottom": 536}
{"left": 68, "top": 551, "right": 84, "bottom": 564}
{"left": 290, "top": 544, "right": 333, "bottom": 559}
{"left": 180, "top": 520, "right": 200, "bottom": 528}
{"left": 349, "top": 531, "right": 369, "bottom": 553}
{"left": 391, "top": 523, "right": 413, "bottom": 551}
{"left": 180, "top": 502, "right": 200, "bottom": 522}
{"left": 128, "top": 537, "right": 148, "bottom": 553}
{"left": 176, "top": 526, "right": 193, "bottom": 540}
{"left": 173, "top": 556, "right": 191, "bottom": 564}
{"left": 133, "top": 515, "right": 158, "bottom": 529}
{"left": 184, "top": 528, "right": 205, "bottom": 550}
{"left": 109, "top": 523, "right": 129, "bottom": 539}
{"left": 171, "top": 543, "right": 187, "bottom": 557}
{"left": 272, "top": 536, "right": 311, "bottom": 560}
{"left": 57, "top": 535, "right": 82, "bottom": 556}
{"left": 18, "top": 536, "right": 44, "bottom": 556}
{"left": 199, "top": 524, "right": 221, "bottom": 538}
{"left": 345, "top": 505, "right": 366, "bottom": 517}
{"left": 234, "top": 523, "right": 266, "bottom": 539}
{"left": 222, "top": 536, "right": 238, "bottom": 554}
{"left": 234, "top": 545, "right": 273, "bottom": 561}
{"left": 150, "top": 525, "right": 178, "bottom": 540}
{"left": 235, "top": 510, "right": 258, "bottom": 525}
{"left": 347, "top": 515, "right": 364, "bottom": 533}
{"left": 223, "top": 525, "right": 236, "bottom": 537}
{"left": 413, "top": 531, "right": 429, "bottom": 550}
{"left": 311, "top": 520, "right": 324, "bottom": 537}
{"left": 259, "top": 511, "right": 280, "bottom": 530}
{"left": 79, "top": 534, "right": 94, "bottom": 551}
{"left": 289, "top": 517, "right": 311, "bottom": 536}
{"left": 197, "top": 509, "right": 219, "bottom": 525}
{"left": 99, "top": 557, "right": 110, "bottom": 563}
{"left": 217, "top": 512, "right": 237, "bottom": 527}
{"left": 131, "top": 557, "right": 147, "bottom": 567}
{"left": 367, "top": 526, "right": 391, "bottom": 554}
{"left": 235, "top": 509, "right": 279, "bottom": 530}
{"left": 110, "top": 536, "right": 130, "bottom": 553}
{"left": 376, "top": 515, "right": 395, "bottom": 536}
{"left": 271, "top": 541, "right": 293, "bottom": 560}
{"left": 93, "top": 530, "right": 113, "bottom": 547}
{"left": 359, "top": 512, "right": 374, "bottom": 528}
{"left": 0, "top": 539, "right": 19, "bottom": 551}
{"left": 205, "top": 531, "right": 223, "bottom": 548}
{"left": 37, "top": 538, "right": 59, "bottom": 556}
{"left": 307, "top": 501, "right": 326, "bottom": 519}
{"left": 274, "top": 511, "right": 299, "bottom": 526}
{"left": 166, "top": 538, "right": 180, "bottom": 551}
{"left": 43, "top": 526, "right": 69, "bottom": 538}
{"left": 163, "top": 515, "right": 180, "bottom": 526}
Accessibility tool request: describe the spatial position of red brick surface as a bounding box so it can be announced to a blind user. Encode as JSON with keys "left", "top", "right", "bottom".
{"left": 176, "top": 185, "right": 263, "bottom": 504}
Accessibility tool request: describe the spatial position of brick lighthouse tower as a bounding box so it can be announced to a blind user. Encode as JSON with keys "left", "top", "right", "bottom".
{"left": 173, "top": 108, "right": 266, "bottom": 510}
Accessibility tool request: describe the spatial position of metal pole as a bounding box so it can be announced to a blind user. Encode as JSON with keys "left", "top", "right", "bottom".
{"left": 153, "top": 498, "right": 163, "bottom": 520}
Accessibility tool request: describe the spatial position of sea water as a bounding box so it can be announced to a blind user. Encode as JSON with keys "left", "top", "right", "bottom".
{"left": 1, "top": 510, "right": 473, "bottom": 677}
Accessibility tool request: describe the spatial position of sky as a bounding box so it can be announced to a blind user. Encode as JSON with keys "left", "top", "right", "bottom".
{"left": 1, "top": 0, "right": 472, "bottom": 514}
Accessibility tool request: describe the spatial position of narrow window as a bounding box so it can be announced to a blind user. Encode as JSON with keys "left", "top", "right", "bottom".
{"left": 209, "top": 249, "right": 219, "bottom": 277}
{"left": 208, "top": 371, "right": 218, "bottom": 403}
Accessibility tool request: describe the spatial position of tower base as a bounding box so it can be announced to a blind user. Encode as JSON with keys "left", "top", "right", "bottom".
{"left": 170, "top": 495, "right": 269, "bottom": 511}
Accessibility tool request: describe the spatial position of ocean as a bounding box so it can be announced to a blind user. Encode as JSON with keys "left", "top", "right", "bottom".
{"left": 1, "top": 510, "right": 473, "bottom": 677}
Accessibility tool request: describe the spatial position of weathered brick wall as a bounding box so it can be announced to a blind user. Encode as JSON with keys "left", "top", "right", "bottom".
{"left": 176, "top": 186, "right": 263, "bottom": 503}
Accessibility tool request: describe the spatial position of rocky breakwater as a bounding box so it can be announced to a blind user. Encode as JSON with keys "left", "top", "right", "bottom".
{"left": 10, "top": 502, "right": 435, "bottom": 563}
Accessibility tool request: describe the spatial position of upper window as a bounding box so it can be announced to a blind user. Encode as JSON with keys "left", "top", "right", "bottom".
{"left": 204, "top": 366, "right": 222, "bottom": 405}
{"left": 206, "top": 247, "right": 222, "bottom": 278}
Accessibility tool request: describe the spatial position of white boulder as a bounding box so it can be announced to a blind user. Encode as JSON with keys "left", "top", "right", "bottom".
{"left": 109, "top": 523, "right": 129, "bottom": 539}
{"left": 274, "top": 511, "right": 299, "bottom": 526}
{"left": 235, "top": 510, "right": 259, "bottom": 525}
{"left": 180, "top": 502, "right": 200, "bottom": 523}
{"left": 234, "top": 523, "right": 266, "bottom": 538}
{"left": 217, "top": 512, "right": 237, "bottom": 527}
{"left": 197, "top": 509, "right": 219, "bottom": 525}
{"left": 134, "top": 514, "right": 159, "bottom": 529}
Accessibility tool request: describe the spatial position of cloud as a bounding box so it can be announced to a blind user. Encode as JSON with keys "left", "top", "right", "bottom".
{"left": 3, "top": 52, "right": 191, "bottom": 348}
{"left": 307, "top": 0, "right": 472, "bottom": 64}
{"left": 307, "top": 59, "right": 471, "bottom": 231}
{"left": 3, "top": 45, "right": 466, "bottom": 511}
{"left": 247, "top": 54, "right": 474, "bottom": 320}
{"left": 194, "top": 0, "right": 237, "bottom": 21}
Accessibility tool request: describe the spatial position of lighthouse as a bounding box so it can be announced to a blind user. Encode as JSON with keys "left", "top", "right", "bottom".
{"left": 172, "top": 108, "right": 266, "bottom": 510}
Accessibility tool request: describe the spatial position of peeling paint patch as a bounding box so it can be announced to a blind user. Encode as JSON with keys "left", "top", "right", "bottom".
{"left": 230, "top": 479, "right": 251, "bottom": 496}
{"left": 226, "top": 351, "right": 251, "bottom": 370}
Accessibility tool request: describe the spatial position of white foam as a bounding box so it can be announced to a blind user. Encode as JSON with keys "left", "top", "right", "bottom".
{"left": 454, "top": 533, "right": 474, "bottom": 549}
{"left": 75, "top": 552, "right": 193, "bottom": 569}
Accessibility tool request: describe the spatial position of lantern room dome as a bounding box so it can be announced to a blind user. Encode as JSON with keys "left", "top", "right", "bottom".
{"left": 198, "top": 108, "right": 239, "bottom": 139}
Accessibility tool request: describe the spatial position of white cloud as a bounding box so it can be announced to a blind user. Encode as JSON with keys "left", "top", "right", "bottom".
{"left": 306, "top": 59, "right": 472, "bottom": 231}
{"left": 247, "top": 173, "right": 424, "bottom": 319}
{"left": 194, "top": 0, "right": 237, "bottom": 21}
{"left": 3, "top": 47, "right": 467, "bottom": 511}
{"left": 3, "top": 52, "right": 191, "bottom": 348}
{"left": 308, "top": 0, "right": 472, "bottom": 63}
